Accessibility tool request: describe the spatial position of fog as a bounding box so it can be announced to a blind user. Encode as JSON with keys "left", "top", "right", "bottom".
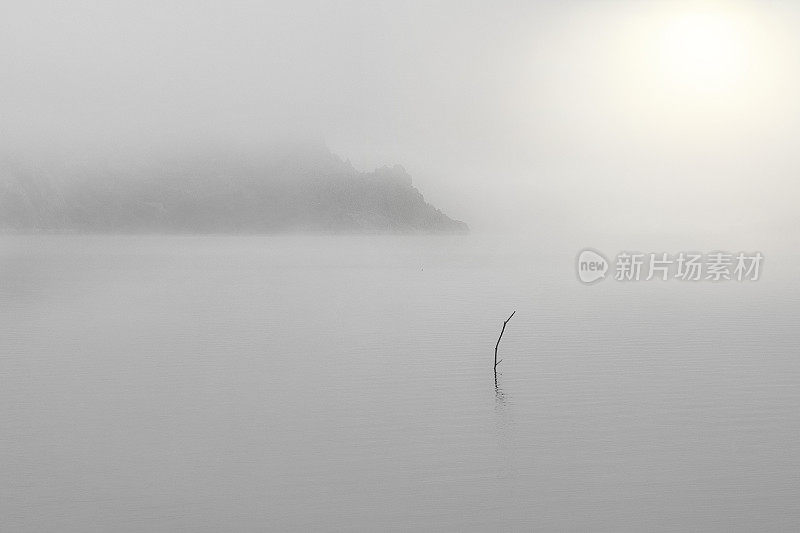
{"left": 5, "top": 4, "right": 800, "bottom": 530}
{"left": 3, "top": 0, "right": 799, "bottom": 235}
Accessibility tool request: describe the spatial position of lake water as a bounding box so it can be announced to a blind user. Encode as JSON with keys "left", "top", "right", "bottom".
{"left": 2, "top": 235, "right": 799, "bottom": 531}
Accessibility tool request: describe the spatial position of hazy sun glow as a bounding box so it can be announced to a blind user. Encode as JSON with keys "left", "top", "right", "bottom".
{"left": 658, "top": 12, "right": 746, "bottom": 92}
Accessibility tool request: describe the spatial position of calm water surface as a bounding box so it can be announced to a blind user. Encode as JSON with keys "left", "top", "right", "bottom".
{"left": 2, "top": 235, "right": 799, "bottom": 531}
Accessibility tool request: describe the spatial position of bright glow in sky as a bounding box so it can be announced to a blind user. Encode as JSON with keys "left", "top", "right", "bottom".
{"left": 658, "top": 12, "right": 745, "bottom": 93}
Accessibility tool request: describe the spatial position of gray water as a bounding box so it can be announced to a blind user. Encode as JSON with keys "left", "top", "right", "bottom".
{"left": 2, "top": 235, "right": 799, "bottom": 531}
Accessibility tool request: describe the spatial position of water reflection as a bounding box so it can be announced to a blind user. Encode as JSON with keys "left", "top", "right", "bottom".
{"left": 494, "top": 373, "right": 505, "bottom": 408}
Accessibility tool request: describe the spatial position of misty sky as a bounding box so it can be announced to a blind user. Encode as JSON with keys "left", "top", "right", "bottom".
{"left": 2, "top": 0, "right": 799, "bottom": 236}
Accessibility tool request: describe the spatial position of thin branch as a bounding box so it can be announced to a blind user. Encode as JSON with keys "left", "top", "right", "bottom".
{"left": 494, "top": 310, "right": 516, "bottom": 371}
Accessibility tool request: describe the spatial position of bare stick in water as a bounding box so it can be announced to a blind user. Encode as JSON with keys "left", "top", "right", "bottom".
{"left": 494, "top": 310, "right": 516, "bottom": 372}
